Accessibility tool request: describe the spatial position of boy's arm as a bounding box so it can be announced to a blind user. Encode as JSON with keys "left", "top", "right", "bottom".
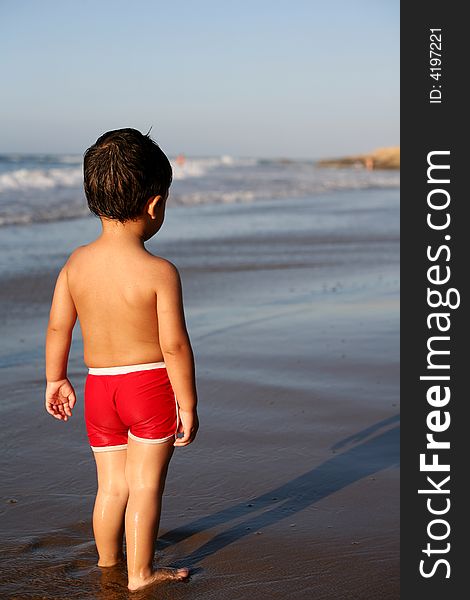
{"left": 156, "top": 261, "right": 199, "bottom": 447}
{"left": 45, "top": 265, "right": 77, "bottom": 421}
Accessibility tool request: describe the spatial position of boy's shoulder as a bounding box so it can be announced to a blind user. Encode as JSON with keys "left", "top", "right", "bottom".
{"left": 63, "top": 245, "right": 180, "bottom": 284}
{"left": 144, "top": 252, "right": 181, "bottom": 283}
{"left": 63, "top": 244, "right": 90, "bottom": 268}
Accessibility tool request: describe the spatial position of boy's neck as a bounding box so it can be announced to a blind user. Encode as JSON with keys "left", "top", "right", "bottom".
{"left": 98, "top": 218, "right": 146, "bottom": 247}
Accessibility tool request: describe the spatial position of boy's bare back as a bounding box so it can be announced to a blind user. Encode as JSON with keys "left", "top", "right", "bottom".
{"left": 66, "top": 239, "right": 178, "bottom": 368}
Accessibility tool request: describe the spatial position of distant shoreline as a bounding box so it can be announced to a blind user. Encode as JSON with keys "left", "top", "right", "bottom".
{"left": 317, "top": 146, "right": 400, "bottom": 170}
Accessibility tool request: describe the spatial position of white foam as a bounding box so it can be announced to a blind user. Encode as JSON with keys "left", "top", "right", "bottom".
{"left": 0, "top": 167, "right": 83, "bottom": 192}
{"left": 170, "top": 156, "right": 257, "bottom": 180}
{"left": 0, "top": 154, "right": 399, "bottom": 227}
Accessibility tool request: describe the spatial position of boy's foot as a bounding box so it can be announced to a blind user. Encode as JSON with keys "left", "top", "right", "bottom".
{"left": 128, "top": 567, "right": 190, "bottom": 591}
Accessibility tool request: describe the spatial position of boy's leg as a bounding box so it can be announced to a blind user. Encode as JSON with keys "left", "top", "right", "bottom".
{"left": 125, "top": 436, "right": 188, "bottom": 590}
{"left": 92, "top": 448, "right": 128, "bottom": 567}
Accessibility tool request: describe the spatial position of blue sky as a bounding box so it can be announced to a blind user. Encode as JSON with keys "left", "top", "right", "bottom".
{"left": 1, "top": 0, "right": 399, "bottom": 157}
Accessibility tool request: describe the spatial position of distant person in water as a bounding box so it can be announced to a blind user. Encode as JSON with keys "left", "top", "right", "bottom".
{"left": 175, "top": 153, "right": 186, "bottom": 166}
{"left": 44, "top": 128, "right": 198, "bottom": 592}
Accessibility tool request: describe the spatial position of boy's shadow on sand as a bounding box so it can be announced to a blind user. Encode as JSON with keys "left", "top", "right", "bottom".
{"left": 160, "top": 415, "right": 400, "bottom": 568}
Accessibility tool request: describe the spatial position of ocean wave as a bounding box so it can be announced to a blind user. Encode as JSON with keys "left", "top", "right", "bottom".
{"left": 0, "top": 156, "right": 254, "bottom": 193}
{"left": 0, "top": 167, "right": 83, "bottom": 192}
{"left": 171, "top": 155, "right": 257, "bottom": 179}
{"left": 0, "top": 153, "right": 399, "bottom": 227}
{"left": 170, "top": 177, "right": 400, "bottom": 206}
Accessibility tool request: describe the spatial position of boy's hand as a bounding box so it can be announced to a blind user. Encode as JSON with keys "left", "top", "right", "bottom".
{"left": 45, "top": 378, "right": 76, "bottom": 421}
{"left": 174, "top": 409, "right": 199, "bottom": 447}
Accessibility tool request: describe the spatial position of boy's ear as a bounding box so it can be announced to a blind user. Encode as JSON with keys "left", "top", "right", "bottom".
{"left": 146, "top": 196, "right": 162, "bottom": 219}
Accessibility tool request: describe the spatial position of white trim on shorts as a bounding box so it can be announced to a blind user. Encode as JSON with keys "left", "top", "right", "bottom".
{"left": 88, "top": 362, "right": 166, "bottom": 375}
{"left": 128, "top": 431, "right": 175, "bottom": 444}
{"left": 91, "top": 443, "right": 128, "bottom": 453}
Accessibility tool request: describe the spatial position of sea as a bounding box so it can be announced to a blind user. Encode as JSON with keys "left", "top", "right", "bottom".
{"left": 0, "top": 153, "right": 399, "bottom": 227}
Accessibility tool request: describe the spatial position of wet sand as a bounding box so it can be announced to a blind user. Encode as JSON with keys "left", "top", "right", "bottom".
{"left": 0, "top": 190, "right": 399, "bottom": 599}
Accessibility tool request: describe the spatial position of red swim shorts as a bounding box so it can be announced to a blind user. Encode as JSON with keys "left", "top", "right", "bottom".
{"left": 84, "top": 362, "right": 178, "bottom": 452}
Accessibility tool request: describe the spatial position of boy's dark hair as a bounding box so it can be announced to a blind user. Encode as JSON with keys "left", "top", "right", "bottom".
{"left": 84, "top": 128, "right": 172, "bottom": 222}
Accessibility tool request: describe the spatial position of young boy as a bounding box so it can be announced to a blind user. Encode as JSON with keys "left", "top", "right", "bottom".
{"left": 44, "top": 128, "right": 198, "bottom": 592}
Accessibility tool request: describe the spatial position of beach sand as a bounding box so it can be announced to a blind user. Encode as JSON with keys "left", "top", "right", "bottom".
{"left": 0, "top": 190, "right": 399, "bottom": 599}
